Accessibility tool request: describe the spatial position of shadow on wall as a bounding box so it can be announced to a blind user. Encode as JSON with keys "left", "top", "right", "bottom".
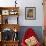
{"left": 18, "top": 26, "right": 43, "bottom": 44}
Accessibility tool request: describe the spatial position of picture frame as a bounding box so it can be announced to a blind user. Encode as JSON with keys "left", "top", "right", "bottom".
{"left": 25, "top": 7, "right": 36, "bottom": 20}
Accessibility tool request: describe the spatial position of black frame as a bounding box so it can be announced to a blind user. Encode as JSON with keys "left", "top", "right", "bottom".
{"left": 25, "top": 7, "right": 36, "bottom": 20}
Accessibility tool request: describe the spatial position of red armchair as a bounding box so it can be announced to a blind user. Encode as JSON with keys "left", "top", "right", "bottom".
{"left": 21, "top": 28, "right": 41, "bottom": 46}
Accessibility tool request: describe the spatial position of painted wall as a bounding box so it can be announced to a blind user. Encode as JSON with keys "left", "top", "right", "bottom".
{"left": 0, "top": 0, "right": 43, "bottom": 26}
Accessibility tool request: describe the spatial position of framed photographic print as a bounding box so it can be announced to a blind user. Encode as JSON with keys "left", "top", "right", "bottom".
{"left": 25, "top": 7, "right": 36, "bottom": 20}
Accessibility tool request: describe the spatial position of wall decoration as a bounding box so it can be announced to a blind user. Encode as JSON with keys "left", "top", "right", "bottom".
{"left": 25, "top": 7, "right": 36, "bottom": 20}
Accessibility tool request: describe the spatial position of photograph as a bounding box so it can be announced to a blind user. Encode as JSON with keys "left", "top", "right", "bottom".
{"left": 25, "top": 7, "right": 36, "bottom": 20}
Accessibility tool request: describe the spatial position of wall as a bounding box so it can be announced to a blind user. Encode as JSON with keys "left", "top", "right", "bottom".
{"left": 0, "top": 0, "right": 43, "bottom": 26}
{"left": 18, "top": 0, "right": 43, "bottom": 26}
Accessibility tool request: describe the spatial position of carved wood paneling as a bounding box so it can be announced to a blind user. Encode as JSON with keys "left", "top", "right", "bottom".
{"left": 0, "top": 24, "right": 20, "bottom": 32}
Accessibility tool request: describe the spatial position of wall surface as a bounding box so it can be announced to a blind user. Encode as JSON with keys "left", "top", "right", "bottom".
{"left": 0, "top": 0, "right": 43, "bottom": 26}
